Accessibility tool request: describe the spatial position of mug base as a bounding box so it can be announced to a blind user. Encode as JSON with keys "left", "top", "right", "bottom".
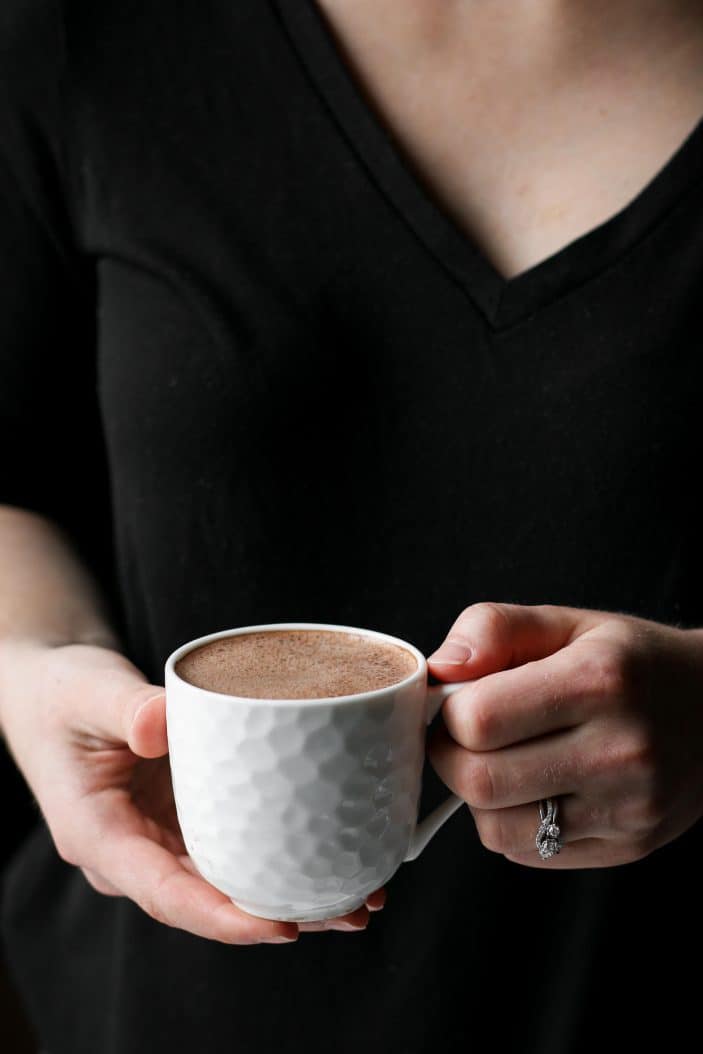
{"left": 230, "top": 893, "right": 368, "bottom": 922}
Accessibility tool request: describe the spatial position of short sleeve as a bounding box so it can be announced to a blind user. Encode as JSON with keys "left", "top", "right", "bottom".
{"left": 0, "top": 1, "right": 112, "bottom": 572}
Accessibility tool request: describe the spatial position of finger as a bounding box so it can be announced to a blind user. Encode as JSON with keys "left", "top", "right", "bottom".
{"left": 299, "top": 904, "right": 370, "bottom": 933}
{"left": 90, "top": 818, "right": 299, "bottom": 944}
{"left": 181, "top": 853, "right": 382, "bottom": 930}
{"left": 54, "top": 648, "right": 167, "bottom": 758}
{"left": 365, "top": 887, "right": 387, "bottom": 911}
{"left": 128, "top": 691, "right": 168, "bottom": 758}
{"left": 81, "top": 867, "right": 124, "bottom": 897}
{"left": 468, "top": 794, "right": 614, "bottom": 857}
{"left": 503, "top": 837, "right": 648, "bottom": 869}
{"left": 440, "top": 640, "right": 599, "bottom": 751}
{"left": 427, "top": 602, "right": 598, "bottom": 680}
{"left": 299, "top": 887, "right": 387, "bottom": 932}
{"left": 427, "top": 721, "right": 586, "bottom": 809}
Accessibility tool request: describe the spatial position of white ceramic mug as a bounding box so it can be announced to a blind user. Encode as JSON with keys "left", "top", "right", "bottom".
{"left": 165, "top": 622, "right": 471, "bottom": 922}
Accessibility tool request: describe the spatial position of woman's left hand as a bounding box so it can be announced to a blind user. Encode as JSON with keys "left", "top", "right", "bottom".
{"left": 426, "top": 603, "right": 703, "bottom": 868}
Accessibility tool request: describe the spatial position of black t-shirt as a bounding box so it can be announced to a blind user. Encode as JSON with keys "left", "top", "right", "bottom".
{"left": 1, "top": 2, "right": 702, "bottom": 1052}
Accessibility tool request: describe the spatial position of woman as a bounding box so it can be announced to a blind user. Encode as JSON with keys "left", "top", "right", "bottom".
{"left": 1, "top": 0, "right": 702, "bottom": 1050}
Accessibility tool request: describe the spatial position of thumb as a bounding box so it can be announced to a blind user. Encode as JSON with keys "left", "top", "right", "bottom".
{"left": 426, "top": 602, "right": 594, "bottom": 680}
{"left": 127, "top": 687, "right": 167, "bottom": 758}
{"left": 52, "top": 646, "right": 167, "bottom": 757}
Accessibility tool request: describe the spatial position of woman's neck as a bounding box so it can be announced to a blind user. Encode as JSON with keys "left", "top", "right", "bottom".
{"left": 315, "top": 0, "right": 703, "bottom": 65}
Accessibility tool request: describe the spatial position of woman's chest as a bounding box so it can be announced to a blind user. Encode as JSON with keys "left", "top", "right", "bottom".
{"left": 313, "top": 0, "right": 703, "bottom": 279}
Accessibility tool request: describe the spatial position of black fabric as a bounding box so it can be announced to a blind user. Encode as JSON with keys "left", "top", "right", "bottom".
{"left": 1, "top": 2, "right": 702, "bottom": 1051}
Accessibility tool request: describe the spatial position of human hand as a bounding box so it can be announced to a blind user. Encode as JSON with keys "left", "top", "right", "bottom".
{"left": 0, "top": 641, "right": 385, "bottom": 941}
{"left": 425, "top": 603, "right": 703, "bottom": 867}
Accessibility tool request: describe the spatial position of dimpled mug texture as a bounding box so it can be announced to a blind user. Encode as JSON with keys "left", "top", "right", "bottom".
{"left": 166, "top": 675, "right": 428, "bottom": 921}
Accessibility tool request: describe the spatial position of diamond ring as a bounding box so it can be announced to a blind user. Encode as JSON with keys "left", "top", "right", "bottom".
{"left": 536, "top": 798, "right": 563, "bottom": 859}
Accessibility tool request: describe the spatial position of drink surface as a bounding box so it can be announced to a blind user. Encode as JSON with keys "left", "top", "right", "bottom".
{"left": 175, "top": 629, "right": 419, "bottom": 699}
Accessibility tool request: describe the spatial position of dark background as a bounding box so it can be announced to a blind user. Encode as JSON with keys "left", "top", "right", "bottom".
{"left": 1, "top": 749, "right": 40, "bottom": 1053}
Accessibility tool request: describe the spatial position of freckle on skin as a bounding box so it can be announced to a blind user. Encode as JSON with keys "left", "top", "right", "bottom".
{"left": 539, "top": 202, "right": 567, "bottom": 222}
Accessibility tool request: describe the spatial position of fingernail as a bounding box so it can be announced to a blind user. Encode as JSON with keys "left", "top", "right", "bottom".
{"left": 132, "top": 693, "right": 163, "bottom": 729}
{"left": 367, "top": 902, "right": 385, "bottom": 912}
{"left": 325, "top": 921, "right": 367, "bottom": 932}
{"left": 265, "top": 934, "right": 299, "bottom": 943}
{"left": 427, "top": 640, "right": 472, "bottom": 665}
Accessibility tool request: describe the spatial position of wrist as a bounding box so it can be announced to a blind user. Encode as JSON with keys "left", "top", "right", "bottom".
{"left": 0, "top": 629, "right": 123, "bottom": 736}
{"left": 681, "top": 626, "right": 703, "bottom": 652}
{"left": 0, "top": 626, "right": 122, "bottom": 658}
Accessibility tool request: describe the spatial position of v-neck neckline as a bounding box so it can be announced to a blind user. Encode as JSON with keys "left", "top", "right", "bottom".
{"left": 271, "top": 0, "right": 703, "bottom": 331}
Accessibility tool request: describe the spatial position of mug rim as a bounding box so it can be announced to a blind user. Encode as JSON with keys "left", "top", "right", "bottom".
{"left": 164, "top": 622, "right": 427, "bottom": 706}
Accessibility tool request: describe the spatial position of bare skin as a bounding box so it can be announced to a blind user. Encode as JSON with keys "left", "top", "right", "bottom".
{"left": 0, "top": 507, "right": 385, "bottom": 944}
{"left": 314, "top": 0, "right": 703, "bottom": 278}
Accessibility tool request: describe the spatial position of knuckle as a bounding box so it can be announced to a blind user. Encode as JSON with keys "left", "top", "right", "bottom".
{"left": 81, "top": 869, "right": 117, "bottom": 897}
{"left": 460, "top": 757, "right": 496, "bottom": 808}
{"left": 469, "top": 703, "right": 496, "bottom": 750}
{"left": 470, "top": 602, "right": 510, "bottom": 639}
{"left": 615, "top": 791, "right": 666, "bottom": 837}
{"left": 458, "top": 687, "right": 496, "bottom": 749}
{"left": 139, "top": 869, "right": 181, "bottom": 928}
{"left": 139, "top": 891, "right": 173, "bottom": 928}
{"left": 585, "top": 642, "right": 631, "bottom": 701}
{"left": 595, "top": 726, "right": 658, "bottom": 787}
{"left": 621, "top": 726, "right": 658, "bottom": 782}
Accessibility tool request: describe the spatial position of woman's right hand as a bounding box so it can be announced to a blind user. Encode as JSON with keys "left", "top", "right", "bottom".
{"left": 0, "top": 639, "right": 386, "bottom": 944}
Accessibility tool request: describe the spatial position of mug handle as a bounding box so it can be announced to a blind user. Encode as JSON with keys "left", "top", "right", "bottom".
{"left": 403, "top": 681, "right": 471, "bottom": 862}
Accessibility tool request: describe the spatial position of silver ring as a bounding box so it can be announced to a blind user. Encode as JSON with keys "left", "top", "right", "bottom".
{"left": 536, "top": 798, "right": 563, "bottom": 859}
